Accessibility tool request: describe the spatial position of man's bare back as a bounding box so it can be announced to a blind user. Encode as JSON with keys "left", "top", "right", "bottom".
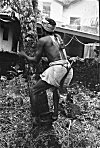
{"left": 18, "top": 17, "right": 75, "bottom": 124}
{"left": 18, "top": 35, "right": 62, "bottom": 65}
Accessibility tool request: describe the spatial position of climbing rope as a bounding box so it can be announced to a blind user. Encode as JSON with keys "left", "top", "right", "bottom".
{"left": 74, "top": 36, "right": 85, "bottom": 45}
{"left": 65, "top": 35, "right": 75, "bottom": 47}
{"left": 64, "top": 34, "right": 85, "bottom": 47}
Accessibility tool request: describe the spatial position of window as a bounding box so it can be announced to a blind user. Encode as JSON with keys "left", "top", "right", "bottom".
{"left": 90, "top": 17, "right": 99, "bottom": 27}
{"left": 70, "top": 17, "right": 80, "bottom": 26}
{"left": 70, "top": 17, "right": 81, "bottom": 30}
{"left": 43, "top": 2, "right": 51, "bottom": 17}
{"left": 3, "top": 26, "right": 9, "bottom": 41}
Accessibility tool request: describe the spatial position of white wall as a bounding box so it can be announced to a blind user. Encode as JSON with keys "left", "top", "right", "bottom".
{"left": 50, "top": 1, "right": 63, "bottom": 25}
{"left": 38, "top": 0, "right": 52, "bottom": 11}
{"left": 63, "top": 0, "right": 99, "bottom": 26}
{"left": 38, "top": 0, "right": 63, "bottom": 26}
{"left": 0, "top": 24, "right": 13, "bottom": 51}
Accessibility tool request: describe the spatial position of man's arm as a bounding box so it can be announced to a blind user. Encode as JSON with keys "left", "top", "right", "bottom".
{"left": 19, "top": 38, "right": 44, "bottom": 64}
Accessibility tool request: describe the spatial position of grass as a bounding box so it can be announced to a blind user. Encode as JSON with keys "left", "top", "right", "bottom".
{"left": 0, "top": 75, "right": 100, "bottom": 148}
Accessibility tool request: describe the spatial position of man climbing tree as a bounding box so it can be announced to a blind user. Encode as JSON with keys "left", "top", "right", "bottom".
{"left": 18, "top": 17, "right": 77, "bottom": 125}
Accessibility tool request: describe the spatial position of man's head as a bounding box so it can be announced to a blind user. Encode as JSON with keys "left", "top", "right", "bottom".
{"left": 42, "top": 17, "right": 56, "bottom": 34}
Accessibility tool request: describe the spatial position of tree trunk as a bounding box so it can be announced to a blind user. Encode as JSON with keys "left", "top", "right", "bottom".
{"left": 32, "top": 0, "right": 38, "bottom": 42}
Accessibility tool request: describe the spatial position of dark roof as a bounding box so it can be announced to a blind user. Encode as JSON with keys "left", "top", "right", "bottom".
{"left": 0, "top": 13, "right": 19, "bottom": 23}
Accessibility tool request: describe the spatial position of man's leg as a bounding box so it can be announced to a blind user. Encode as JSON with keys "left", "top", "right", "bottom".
{"left": 29, "top": 79, "right": 53, "bottom": 117}
{"left": 52, "top": 88, "right": 60, "bottom": 120}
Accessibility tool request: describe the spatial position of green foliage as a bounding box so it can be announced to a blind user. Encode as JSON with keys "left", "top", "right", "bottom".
{"left": 0, "top": 75, "right": 100, "bottom": 147}
{"left": 72, "top": 58, "right": 100, "bottom": 91}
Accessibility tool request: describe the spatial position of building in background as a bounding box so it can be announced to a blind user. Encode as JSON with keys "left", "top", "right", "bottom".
{"left": 38, "top": 0, "right": 63, "bottom": 26}
{"left": 62, "top": 0, "right": 99, "bottom": 34}
{"left": 0, "top": 10, "right": 21, "bottom": 52}
{"left": 38, "top": 0, "right": 99, "bottom": 35}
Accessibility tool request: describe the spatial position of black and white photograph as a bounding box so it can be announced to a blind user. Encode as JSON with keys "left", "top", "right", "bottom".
{"left": 0, "top": 0, "right": 99, "bottom": 147}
